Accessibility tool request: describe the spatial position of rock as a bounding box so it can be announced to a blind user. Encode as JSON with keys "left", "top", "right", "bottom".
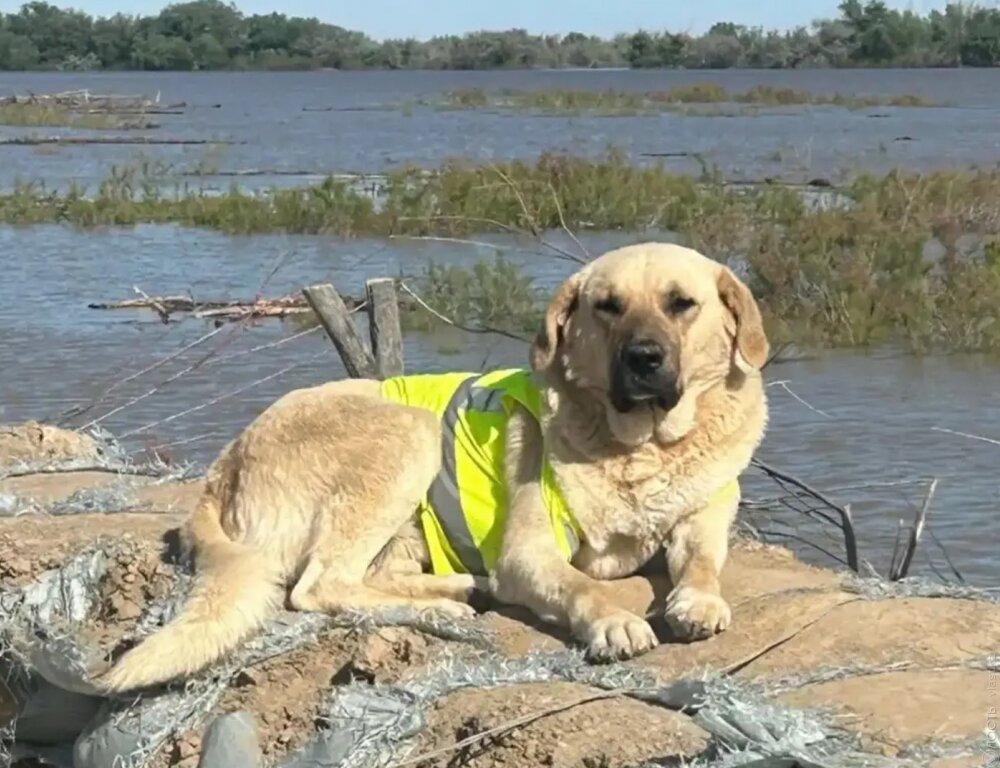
{"left": 198, "top": 712, "right": 261, "bottom": 768}
{"left": 0, "top": 491, "right": 20, "bottom": 514}
{"left": 10, "top": 677, "right": 103, "bottom": 744}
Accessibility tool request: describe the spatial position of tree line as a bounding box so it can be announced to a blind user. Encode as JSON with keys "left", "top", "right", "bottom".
{"left": 2, "top": 0, "right": 1000, "bottom": 72}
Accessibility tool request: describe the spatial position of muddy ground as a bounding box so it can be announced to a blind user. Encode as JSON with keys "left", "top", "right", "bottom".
{"left": 1, "top": 424, "right": 997, "bottom": 768}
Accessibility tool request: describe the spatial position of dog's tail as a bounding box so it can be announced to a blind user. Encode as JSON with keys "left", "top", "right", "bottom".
{"left": 98, "top": 487, "right": 283, "bottom": 693}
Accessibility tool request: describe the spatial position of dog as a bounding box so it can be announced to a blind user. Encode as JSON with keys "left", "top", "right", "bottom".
{"left": 98, "top": 242, "right": 769, "bottom": 692}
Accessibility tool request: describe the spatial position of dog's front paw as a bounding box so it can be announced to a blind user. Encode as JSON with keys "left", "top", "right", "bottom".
{"left": 664, "top": 586, "right": 731, "bottom": 641}
{"left": 580, "top": 611, "right": 658, "bottom": 663}
{"left": 423, "top": 599, "right": 477, "bottom": 621}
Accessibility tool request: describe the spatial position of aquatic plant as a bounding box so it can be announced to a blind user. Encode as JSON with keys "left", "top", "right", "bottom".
{"left": 431, "top": 85, "right": 939, "bottom": 115}
{"left": 0, "top": 102, "right": 154, "bottom": 130}
{"left": 3, "top": 151, "right": 1000, "bottom": 353}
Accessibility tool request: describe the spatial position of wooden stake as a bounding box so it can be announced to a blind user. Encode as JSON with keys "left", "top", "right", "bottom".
{"left": 366, "top": 278, "right": 404, "bottom": 378}
{"left": 302, "top": 283, "right": 376, "bottom": 379}
{"left": 892, "top": 478, "right": 938, "bottom": 581}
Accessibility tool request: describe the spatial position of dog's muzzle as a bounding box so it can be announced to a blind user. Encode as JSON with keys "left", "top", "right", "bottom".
{"left": 610, "top": 338, "right": 682, "bottom": 413}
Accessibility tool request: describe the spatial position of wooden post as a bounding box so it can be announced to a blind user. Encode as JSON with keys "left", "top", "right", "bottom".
{"left": 302, "top": 282, "right": 377, "bottom": 379}
{"left": 365, "top": 278, "right": 404, "bottom": 378}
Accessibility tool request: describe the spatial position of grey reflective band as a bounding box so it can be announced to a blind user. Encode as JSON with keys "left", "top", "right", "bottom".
{"left": 562, "top": 520, "right": 580, "bottom": 557}
{"left": 468, "top": 385, "right": 504, "bottom": 415}
{"left": 426, "top": 376, "right": 505, "bottom": 575}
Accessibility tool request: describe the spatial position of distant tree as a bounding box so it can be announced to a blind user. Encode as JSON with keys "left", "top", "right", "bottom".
{"left": 191, "top": 32, "right": 227, "bottom": 68}
{"left": 0, "top": 29, "right": 40, "bottom": 69}
{"left": 708, "top": 22, "right": 744, "bottom": 38}
{"left": 683, "top": 33, "right": 743, "bottom": 68}
{"left": 7, "top": 2, "right": 93, "bottom": 66}
{"left": 153, "top": 0, "right": 243, "bottom": 54}
{"left": 1, "top": 0, "right": 999, "bottom": 71}
{"left": 623, "top": 31, "right": 656, "bottom": 68}
{"left": 131, "top": 33, "right": 195, "bottom": 69}
{"left": 961, "top": 7, "right": 1000, "bottom": 65}
{"left": 92, "top": 14, "right": 139, "bottom": 68}
{"left": 245, "top": 12, "right": 297, "bottom": 55}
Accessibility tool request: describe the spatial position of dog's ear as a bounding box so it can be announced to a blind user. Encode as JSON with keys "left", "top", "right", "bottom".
{"left": 717, "top": 266, "right": 769, "bottom": 373}
{"left": 531, "top": 271, "right": 585, "bottom": 371}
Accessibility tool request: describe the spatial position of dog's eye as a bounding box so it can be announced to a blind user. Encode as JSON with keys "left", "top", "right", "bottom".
{"left": 594, "top": 296, "right": 623, "bottom": 316}
{"left": 666, "top": 293, "right": 697, "bottom": 315}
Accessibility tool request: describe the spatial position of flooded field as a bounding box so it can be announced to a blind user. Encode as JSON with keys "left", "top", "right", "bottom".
{"left": 1, "top": 67, "right": 1000, "bottom": 191}
{"left": 1, "top": 68, "right": 998, "bottom": 585}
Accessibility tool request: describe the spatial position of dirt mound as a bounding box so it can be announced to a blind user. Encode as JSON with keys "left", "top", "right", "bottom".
{"left": 153, "top": 625, "right": 447, "bottom": 766}
{"left": 0, "top": 511, "right": 182, "bottom": 584}
{"left": 90, "top": 539, "right": 179, "bottom": 648}
{"left": 410, "top": 682, "right": 708, "bottom": 768}
{"left": 781, "top": 668, "right": 994, "bottom": 758}
{"left": 0, "top": 421, "right": 104, "bottom": 467}
{"left": 1, "top": 470, "right": 997, "bottom": 768}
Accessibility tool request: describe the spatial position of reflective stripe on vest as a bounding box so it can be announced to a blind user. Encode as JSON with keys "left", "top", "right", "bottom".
{"left": 425, "top": 374, "right": 580, "bottom": 574}
{"left": 427, "top": 376, "right": 504, "bottom": 575}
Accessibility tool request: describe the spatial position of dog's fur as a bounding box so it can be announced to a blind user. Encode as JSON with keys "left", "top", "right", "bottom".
{"left": 99, "top": 242, "right": 769, "bottom": 692}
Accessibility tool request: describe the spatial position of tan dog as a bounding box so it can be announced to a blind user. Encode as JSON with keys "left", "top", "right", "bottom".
{"left": 99, "top": 242, "right": 768, "bottom": 692}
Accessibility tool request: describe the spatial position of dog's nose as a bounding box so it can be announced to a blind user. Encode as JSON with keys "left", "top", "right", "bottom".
{"left": 622, "top": 339, "right": 665, "bottom": 376}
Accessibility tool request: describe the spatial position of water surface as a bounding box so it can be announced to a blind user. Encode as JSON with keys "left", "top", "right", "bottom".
{"left": 2, "top": 69, "right": 1000, "bottom": 192}
{"left": 0, "top": 223, "right": 996, "bottom": 586}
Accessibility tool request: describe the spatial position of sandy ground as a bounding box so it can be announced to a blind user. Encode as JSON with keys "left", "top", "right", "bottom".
{"left": 1, "top": 424, "right": 997, "bottom": 768}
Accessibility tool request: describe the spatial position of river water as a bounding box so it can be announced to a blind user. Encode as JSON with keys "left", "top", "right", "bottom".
{"left": 0, "top": 69, "right": 997, "bottom": 586}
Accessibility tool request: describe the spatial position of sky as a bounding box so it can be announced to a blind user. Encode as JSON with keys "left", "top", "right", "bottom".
{"left": 9, "top": 0, "right": 955, "bottom": 38}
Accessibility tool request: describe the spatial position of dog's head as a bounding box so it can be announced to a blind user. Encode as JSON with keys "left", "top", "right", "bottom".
{"left": 531, "top": 242, "right": 768, "bottom": 444}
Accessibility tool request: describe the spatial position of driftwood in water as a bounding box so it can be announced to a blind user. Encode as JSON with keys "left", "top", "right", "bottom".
{"left": 0, "top": 136, "right": 240, "bottom": 147}
{"left": 77, "top": 109, "right": 184, "bottom": 116}
{"left": 179, "top": 169, "right": 331, "bottom": 177}
{"left": 301, "top": 105, "right": 394, "bottom": 113}
{"left": 90, "top": 293, "right": 344, "bottom": 324}
{"left": 0, "top": 89, "right": 185, "bottom": 111}
{"left": 90, "top": 295, "right": 314, "bottom": 316}
{"left": 89, "top": 289, "right": 419, "bottom": 325}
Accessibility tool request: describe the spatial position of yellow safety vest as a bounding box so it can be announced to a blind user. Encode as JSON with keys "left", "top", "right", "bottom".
{"left": 380, "top": 368, "right": 582, "bottom": 576}
{"left": 380, "top": 368, "right": 741, "bottom": 577}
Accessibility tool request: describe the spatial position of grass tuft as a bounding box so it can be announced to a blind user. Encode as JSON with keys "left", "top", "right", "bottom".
{"left": 0, "top": 103, "right": 155, "bottom": 130}
{"left": 430, "top": 84, "right": 939, "bottom": 115}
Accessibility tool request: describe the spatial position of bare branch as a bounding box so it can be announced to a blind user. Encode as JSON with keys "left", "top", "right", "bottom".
{"left": 751, "top": 459, "right": 860, "bottom": 572}
{"left": 891, "top": 478, "right": 938, "bottom": 581}
{"left": 490, "top": 162, "right": 540, "bottom": 235}
{"left": 132, "top": 285, "right": 171, "bottom": 324}
{"left": 761, "top": 341, "right": 792, "bottom": 371}
{"left": 389, "top": 234, "right": 511, "bottom": 252}
{"left": 752, "top": 528, "right": 852, "bottom": 568}
{"left": 924, "top": 525, "right": 965, "bottom": 584}
{"left": 548, "top": 181, "right": 590, "bottom": 262}
{"left": 398, "top": 281, "right": 530, "bottom": 343}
